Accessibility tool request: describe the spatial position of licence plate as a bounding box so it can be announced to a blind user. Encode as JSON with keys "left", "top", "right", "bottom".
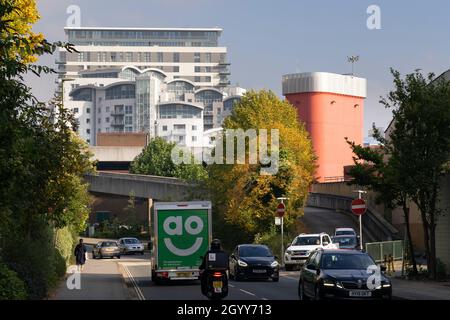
{"left": 253, "top": 269, "right": 267, "bottom": 273}
{"left": 213, "top": 281, "right": 222, "bottom": 293}
{"left": 176, "top": 272, "right": 191, "bottom": 278}
{"left": 349, "top": 290, "right": 372, "bottom": 297}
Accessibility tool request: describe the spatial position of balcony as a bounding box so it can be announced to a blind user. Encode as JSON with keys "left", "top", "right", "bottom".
{"left": 111, "top": 120, "right": 125, "bottom": 126}
{"left": 111, "top": 110, "right": 125, "bottom": 116}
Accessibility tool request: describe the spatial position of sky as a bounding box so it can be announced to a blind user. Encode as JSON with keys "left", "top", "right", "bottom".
{"left": 27, "top": 0, "right": 450, "bottom": 136}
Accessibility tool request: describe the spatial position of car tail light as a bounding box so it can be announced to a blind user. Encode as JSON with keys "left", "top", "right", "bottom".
{"left": 160, "top": 272, "right": 169, "bottom": 278}
{"left": 213, "top": 272, "right": 223, "bottom": 278}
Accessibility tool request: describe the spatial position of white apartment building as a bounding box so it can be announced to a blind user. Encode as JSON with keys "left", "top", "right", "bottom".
{"left": 58, "top": 27, "right": 245, "bottom": 146}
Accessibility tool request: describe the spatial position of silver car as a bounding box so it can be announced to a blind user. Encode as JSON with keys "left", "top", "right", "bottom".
{"left": 118, "top": 237, "right": 145, "bottom": 255}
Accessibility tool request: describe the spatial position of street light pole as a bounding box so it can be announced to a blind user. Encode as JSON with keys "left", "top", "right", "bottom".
{"left": 277, "top": 197, "right": 289, "bottom": 268}
{"left": 353, "top": 190, "right": 367, "bottom": 250}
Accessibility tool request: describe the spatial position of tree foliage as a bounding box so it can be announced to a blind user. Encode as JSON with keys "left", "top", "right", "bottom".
{"left": 130, "top": 137, "right": 208, "bottom": 182}
{"left": 208, "top": 90, "right": 316, "bottom": 248}
{"left": 347, "top": 69, "right": 450, "bottom": 279}
{"left": 0, "top": 0, "right": 92, "bottom": 298}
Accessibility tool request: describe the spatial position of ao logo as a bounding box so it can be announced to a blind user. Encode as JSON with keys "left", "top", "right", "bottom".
{"left": 163, "top": 216, "right": 204, "bottom": 256}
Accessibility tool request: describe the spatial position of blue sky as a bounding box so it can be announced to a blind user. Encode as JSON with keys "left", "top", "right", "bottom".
{"left": 28, "top": 0, "right": 450, "bottom": 135}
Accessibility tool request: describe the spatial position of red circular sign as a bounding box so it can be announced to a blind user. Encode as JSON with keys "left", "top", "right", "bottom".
{"left": 351, "top": 198, "right": 367, "bottom": 215}
{"left": 277, "top": 203, "right": 285, "bottom": 217}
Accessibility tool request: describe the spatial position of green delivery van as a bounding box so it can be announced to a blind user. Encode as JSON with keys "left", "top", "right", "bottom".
{"left": 151, "top": 201, "right": 212, "bottom": 284}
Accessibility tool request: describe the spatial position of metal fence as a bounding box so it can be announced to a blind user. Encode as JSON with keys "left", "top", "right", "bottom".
{"left": 365, "top": 240, "right": 404, "bottom": 263}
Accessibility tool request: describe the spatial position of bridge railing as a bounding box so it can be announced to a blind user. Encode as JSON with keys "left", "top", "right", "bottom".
{"left": 307, "top": 193, "right": 401, "bottom": 243}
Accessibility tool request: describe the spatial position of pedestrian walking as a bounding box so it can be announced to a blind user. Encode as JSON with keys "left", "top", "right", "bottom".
{"left": 74, "top": 238, "right": 87, "bottom": 272}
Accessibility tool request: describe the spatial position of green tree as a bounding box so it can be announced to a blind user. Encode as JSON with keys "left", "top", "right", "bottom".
{"left": 347, "top": 69, "right": 450, "bottom": 279}
{"left": 208, "top": 90, "right": 316, "bottom": 249}
{"left": 0, "top": 1, "right": 92, "bottom": 297}
{"left": 130, "top": 137, "right": 208, "bottom": 182}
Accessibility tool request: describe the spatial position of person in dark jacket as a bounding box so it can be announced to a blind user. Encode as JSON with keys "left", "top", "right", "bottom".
{"left": 199, "top": 239, "right": 228, "bottom": 295}
{"left": 74, "top": 239, "right": 87, "bottom": 271}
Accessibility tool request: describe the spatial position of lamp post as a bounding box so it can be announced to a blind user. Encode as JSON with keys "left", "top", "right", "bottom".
{"left": 347, "top": 55, "right": 360, "bottom": 76}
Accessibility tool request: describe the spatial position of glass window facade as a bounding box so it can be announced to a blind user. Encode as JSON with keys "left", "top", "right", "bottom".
{"left": 71, "top": 88, "right": 93, "bottom": 101}
{"left": 159, "top": 104, "right": 202, "bottom": 119}
{"left": 167, "top": 80, "right": 194, "bottom": 101}
{"left": 105, "top": 84, "right": 135, "bottom": 100}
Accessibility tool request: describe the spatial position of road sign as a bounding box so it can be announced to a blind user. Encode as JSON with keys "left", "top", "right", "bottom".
{"left": 351, "top": 198, "right": 367, "bottom": 215}
{"left": 276, "top": 203, "right": 285, "bottom": 217}
{"left": 274, "top": 217, "right": 281, "bottom": 225}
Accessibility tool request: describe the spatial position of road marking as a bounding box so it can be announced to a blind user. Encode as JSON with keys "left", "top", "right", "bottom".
{"left": 239, "top": 289, "right": 256, "bottom": 296}
{"left": 120, "top": 263, "right": 146, "bottom": 300}
{"left": 262, "top": 297, "right": 268, "bottom": 300}
{"left": 229, "top": 284, "right": 235, "bottom": 288}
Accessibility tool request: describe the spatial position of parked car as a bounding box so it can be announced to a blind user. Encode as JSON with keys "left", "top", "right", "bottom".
{"left": 284, "top": 233, "right": 336, "bottom": 271}
{"left": 331, "top": 235, "right": 359, "bottom": 250}
{"left": 92, "top": 241, "right": 121, "bottom": 259}
{"left": 229, "top": 244, "right": 279, "bottom": 282}
{"left": 334, "top": 227, "right": 357, "bottom": 237}
{"left": 118, "top": 237, "right": 145, "bottom": 255}
{"left": 298, "top": 249, "right": 392, "bottom": 300}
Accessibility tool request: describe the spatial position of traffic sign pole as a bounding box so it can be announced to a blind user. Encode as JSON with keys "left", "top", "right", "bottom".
{"left": 276, "top": 198, "right": 288, "bottom": 268}
{"left": 352, "top": 190, "right": 367, "bottom": 251}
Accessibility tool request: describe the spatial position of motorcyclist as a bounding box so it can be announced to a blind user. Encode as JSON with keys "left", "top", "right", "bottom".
{"left": 199, "top": 239, "right": 228, "bottom": 295}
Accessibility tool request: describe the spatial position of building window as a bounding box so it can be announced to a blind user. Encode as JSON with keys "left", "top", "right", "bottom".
{"left": 144, "top": 52, "right": 151, "bottom": 62}
{"left": 173, "top": 66, "right": 179, "bottom": 72}
{"left": 137, "top": 52, "right": 141, "bottom": 62}
{"left": 205, "top": 53, "right": 211, "bottom": 63}
{"left": 157, "top": 52, "right": 163, "bottom": 62}
{"left": 126, "top": 52, "right": 132, "bottom": 62}
{"left": 106, "top": 117, "right": 110, "bottom": 123}
{"left": 162, "top": 125, "right": 167, "bottom": 131}
{"left": 86, "top": 129, "right": 90, "bottom": 134}
{"left": 194, "top": 66, "right": 201, "bottom": 73}
{"left": 125, "top": 105, "right": 132, "bottom": 114}
{"left": 106, "top": 106, "right": 110, "bottom": 112}
{"left": 86, "top": 108, "right": 90, "bottom": 114}
{"left": 125, "top": 116, "right": 132, "bottom": 125}
{"left": 192, "top": 125, "right": 197, "bottom": 131}
{"left": 73, "top": 108, "right": 79, "bottom": 113}
{"left": 110, "top": 52, "right": 116, "bottom": 62}
{"left": 86, "top": 118, "right": 90, "bottom": 124}
{"left": 194, "top": 76, "right": 201, "bottom": 82}
{"left": 98, "top": 118, "right": 101, "bottom": 124}
{"left": 173, "top": 52, "right": 180, "bottom": 62}
{"left": 174, "top": 124, "right": 186, "bottom": 130}
{"left": 98, "top": 107, "right": 101, "bottom": 113}
{"left": 125, "top": 126, "right": 133, "bottom": 132}
{"left": 194, "top": 52, "right": 200, "bottom": 63}
{"left": 205, "top": 66, "right": 211, "bottom": 72}
{"left": 106, "top": 127, "right": 110, "bottom": 132}
{"left": 192, "top": 136, "right": 197, "bottom": 142}
{"left": 86, "top": 139, "right": 90, "bottom": 144}
{"left": 98, "top": 128, "right": 101, "bottom": 132}
{"left": 205, "top": 76, "right": 211, "bottom": 82}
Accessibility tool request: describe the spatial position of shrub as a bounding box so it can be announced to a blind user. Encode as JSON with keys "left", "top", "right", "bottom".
{"left": 436, "top": 258, "right": 448, "bottom": 280}
{"left": 55, "top": 227, "right": 74, "bottom": 266}
{"left": 0, "top": 260, "right": 27, "bottom": 300}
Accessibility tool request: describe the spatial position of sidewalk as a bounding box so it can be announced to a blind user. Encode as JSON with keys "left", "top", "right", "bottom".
{"left": 49, "top": 248, "right": 131, "bottom": 300}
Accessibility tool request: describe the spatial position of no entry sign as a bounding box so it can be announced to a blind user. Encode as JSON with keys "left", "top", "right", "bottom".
{"left": 351, "top": 198, "right": 367, "bottom": 215}
{"left": 276, "top": 203, "right": 285, "bottom": 217}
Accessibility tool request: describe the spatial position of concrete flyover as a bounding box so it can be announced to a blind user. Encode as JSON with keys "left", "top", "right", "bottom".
{"left": 84, "top": 171, "right": 203, "bottom": 201}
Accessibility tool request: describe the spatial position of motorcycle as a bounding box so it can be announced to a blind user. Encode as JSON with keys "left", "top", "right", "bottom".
{"left": 202, "top": 269, "right": 228, "bottom": 300}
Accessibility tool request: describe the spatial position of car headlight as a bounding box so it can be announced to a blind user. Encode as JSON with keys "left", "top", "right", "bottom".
{"left": 286, "top": 250, "right": 292, "bottom": 255}
{"left": 322, "top": 279, "right": 335, "bottom": 287}
{"left": 238, "top": 260, "right": 248, "bottom": 267}
{"left": 271, "top": 261, "right": 279, "bottom": 267}
{"left": 336, "top": 281, "right": 343, "bottom": 289}
{"left": 382, "top": 282, "right": 391, "bottom": 288}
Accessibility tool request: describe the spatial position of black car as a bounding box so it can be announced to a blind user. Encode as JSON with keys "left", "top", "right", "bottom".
{"left": 331, "top": 235, "right": 359, "bottom": 250}
{"left": 298, "top": 249, "right": 392, "bottom": 300}
{"left": 229, "top": 244, "right": 279, "bottom": 282}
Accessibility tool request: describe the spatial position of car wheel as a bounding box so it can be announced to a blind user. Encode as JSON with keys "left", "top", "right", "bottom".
{"left": 117, "top": 255, "right": 121, "bottom": 259}
{"left": 285, "top": 265, "right": 293, "bottom": 271}
{"left": 298, "top": 280, "right": 309, "bottom": 300}
{"left": 272, "top": 277, "right": 279, "bottom": 282}
{"left": 141, "top": 251, "right": 144, "bottom": 255}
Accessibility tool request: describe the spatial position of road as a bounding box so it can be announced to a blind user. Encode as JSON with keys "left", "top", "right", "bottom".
{"left": 51, "top": 207, "right": 450, "bottom": 300}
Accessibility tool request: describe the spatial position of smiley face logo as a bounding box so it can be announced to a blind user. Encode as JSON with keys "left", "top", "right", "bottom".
{"left": 163, "top": 215, "right": 204, "bottom": 256}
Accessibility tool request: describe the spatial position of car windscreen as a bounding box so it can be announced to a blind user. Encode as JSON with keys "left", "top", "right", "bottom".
{"left": 335, "top": 230, "right": 354, "bottom": 236}
{"left": 292, "top": 236, "right": 320, "bottom": 246}
{"left": 334, "top": 236, "right": 357, "bottom": 246}
{"left": 321, "top": 253, "right": 375, "bottom": 270}
{"left": 102, "top": 241, "right": 117, "bottom": 247}
{"left": 239, "top": 246, "right": 272, "bottom": 257}
{"left": 124, "top": 238, "right": 139, "bottom": 244}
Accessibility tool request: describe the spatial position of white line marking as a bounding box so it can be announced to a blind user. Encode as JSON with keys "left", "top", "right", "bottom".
{"left": 262, "top": 297, "right": 268, "bottom": 300}
{"left": 121, "top": 264, "right": 146, "bottom": 300}
{"left": 239, "top": 289, "right": 256, "bottom": 296}
{"left": 229, "top": 284, "right": 235, "bottom": 288}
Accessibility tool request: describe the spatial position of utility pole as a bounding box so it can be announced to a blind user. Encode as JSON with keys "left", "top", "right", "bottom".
{"left": 277, "top": 197, "right": 288, "bottom": 268}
